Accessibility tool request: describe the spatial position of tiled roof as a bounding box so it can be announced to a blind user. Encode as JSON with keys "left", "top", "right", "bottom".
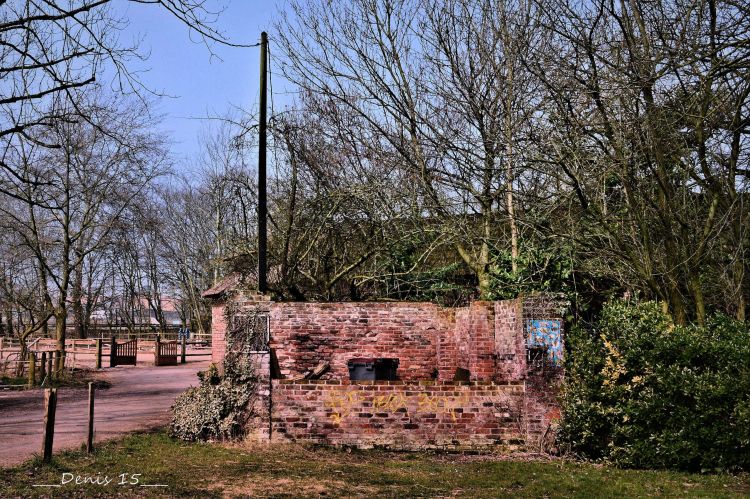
{"left": 201, "top": 273, "right": 242, "bottom": 299}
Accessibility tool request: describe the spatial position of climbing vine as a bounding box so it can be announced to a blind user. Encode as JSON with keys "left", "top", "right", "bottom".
{"left": 170, "top": 304, "right": 266, "bottom": 441}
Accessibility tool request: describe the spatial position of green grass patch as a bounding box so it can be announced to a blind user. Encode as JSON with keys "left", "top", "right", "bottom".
{"left": 1, "top": 368, "right": 110, "bottom": 391}
{"left": 1, "top": 375, "right": 27, "bottom": 386}
{"left": 1, "top": 431, "right": 748, "bottom": 497}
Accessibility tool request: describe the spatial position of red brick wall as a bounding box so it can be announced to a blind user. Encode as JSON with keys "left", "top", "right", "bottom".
{"left": 436, "top": 308, "right": 458, "bottom": 379}
{"left": 210, "top": 292, "right": 271, "bottom": 366}
{"left": 270, "top": 302, "right": 450, "bottom": 381}
{"left": 524, "top": 373, "right": 563, "bottom": 446}
{"left": 271, "top": 380, "right": 526, "bottom": 450}
{"left": 462, "top": 302, "right": 497, "bottom": 380}
{"left": 268, "top": 300, "right": 536, "bottom": 382}
{"left": 246, "top": 352, "right": 272, "bottom": 442}
{"left": 205, "top": 291, "right": 567, "bottom": 451}
{"left": 494, "top": 299, "right": 526, "bottom": 382}
{"left": 211, "top": 297, "right": 563, "bottom": 384}
{"left": 211, "top": 302, "right": 227, "bottom": 365}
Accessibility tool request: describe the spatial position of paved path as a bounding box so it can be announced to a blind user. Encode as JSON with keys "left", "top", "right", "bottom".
{"left": 0, "top": 359, "right": 210, "bottom": 467}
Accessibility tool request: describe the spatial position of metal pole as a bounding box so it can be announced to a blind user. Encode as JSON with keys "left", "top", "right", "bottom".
{"left": 258, "top": 31, "right": 268, "bottom": 294}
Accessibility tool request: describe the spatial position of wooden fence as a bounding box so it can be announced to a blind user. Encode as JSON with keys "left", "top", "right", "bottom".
{"left": 1, "top": 349, "right": 67, "bottom": 387}
{"left": 154, "top": 339, "right": 178, "bottom": 366}
{"left": 1, "top": 335, "right": 211, "bottom": 380}
{"left": 110, "top": 338, "right": 137, "bottom": 367}
{"left": 82, "top": 326, "right": 211, "bottom": 343}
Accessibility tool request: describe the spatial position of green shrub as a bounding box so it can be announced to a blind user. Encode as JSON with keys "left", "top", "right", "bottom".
{"left": 558, "top": 301, "right": 750, "bottom": 471}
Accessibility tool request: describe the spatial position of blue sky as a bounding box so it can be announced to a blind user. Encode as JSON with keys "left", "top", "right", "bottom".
{"left": 112, "top": 0, "right": 288, "bottom": 167}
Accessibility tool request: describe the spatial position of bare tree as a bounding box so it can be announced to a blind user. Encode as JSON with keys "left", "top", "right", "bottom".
{"left": 277, "top": 0, "right": 546, "bottom": 298}
{"left": 0, "top": 1, "right": 235, "bottom": 204}
{"left": 0, "top": 90, "right": 168, "bottom": 369}
{"left": 533, "top": 0, "right": 750, "bottom": 322}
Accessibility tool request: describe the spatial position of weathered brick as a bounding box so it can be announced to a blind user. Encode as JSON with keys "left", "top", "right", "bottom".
{"left": 206, "top": 287, "right": 565, "bottom": 451}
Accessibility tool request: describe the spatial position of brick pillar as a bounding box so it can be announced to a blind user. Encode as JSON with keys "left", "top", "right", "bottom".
{"left": 211, "top": 302, "right": 227, "bottom": 365}
{"left": 244, "top": 352, "right": 272, "bottom": 442}
{"left": 494, "top": 298, "right": 526, "bottom": 383}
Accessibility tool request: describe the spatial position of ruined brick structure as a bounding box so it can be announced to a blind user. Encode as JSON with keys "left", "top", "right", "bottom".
{"left": 203, "top": 276, "right": 565, "bottom": 451}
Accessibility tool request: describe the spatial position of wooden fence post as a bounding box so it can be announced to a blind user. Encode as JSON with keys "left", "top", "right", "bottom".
{"left": 109, "top": 336, "right": 116, "bottom": 368}
{"left": 39, "top": 352, "right": 46, "bottom": 383}
{"left": 181, "top": 336, "right": 186, "bottom": 364}
{"left": 154, "top": 336, "right": 160, "bottom": 366}
{"left": 87, "top": 382, "right": 95, "bottom": 453}
{"left": 42, "top": 388, "right": 57, "bottom": 462}
{"left": 47, "top": 355, "right": 53, "bottom": 382}
{"left": 27, "top": 352, "right": 36, "bottom": 388}
{"left": 95, "top": 339, "right": 102, "bottom": 369}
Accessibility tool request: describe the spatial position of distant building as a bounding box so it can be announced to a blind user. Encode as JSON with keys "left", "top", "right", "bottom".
{"left": 89, "top": 294, "right": 184, "bottom": 327}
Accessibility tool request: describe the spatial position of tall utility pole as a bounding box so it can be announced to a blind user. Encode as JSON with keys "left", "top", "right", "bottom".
{"left": 258, "top": 31, "right": 268, "bottom": 294}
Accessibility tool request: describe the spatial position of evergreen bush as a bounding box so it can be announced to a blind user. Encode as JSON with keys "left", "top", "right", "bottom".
{"left": 559, "top": 301, "right": 750, "bottom": 471}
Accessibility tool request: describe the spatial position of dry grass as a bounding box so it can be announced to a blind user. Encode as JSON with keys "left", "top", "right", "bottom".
{"left": 1, "top": 431, "right": 748, "bottom": 497}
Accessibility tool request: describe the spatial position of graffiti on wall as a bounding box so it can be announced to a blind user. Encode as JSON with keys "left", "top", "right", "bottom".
{"left": 324, "top": 391, "right": 362, "bottom": 424}
{"left": 526, "top": 319, "right": 563, "bottom": 366}
{"left": 324, "top": 390, "right": 478, "bottom": 425}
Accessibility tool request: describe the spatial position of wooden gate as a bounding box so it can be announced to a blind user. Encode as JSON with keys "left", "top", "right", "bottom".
{"left": 154, "top": 340, "right": 178, "bottom": 366}
{"left": 110, "top": 338, "right": 137, "bottom": 367}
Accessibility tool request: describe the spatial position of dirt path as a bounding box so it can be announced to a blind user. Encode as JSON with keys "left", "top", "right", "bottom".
{"left": 0, "top": 359, "right": 209, "bottom": 467}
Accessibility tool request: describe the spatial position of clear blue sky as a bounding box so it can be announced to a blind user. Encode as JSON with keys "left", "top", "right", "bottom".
{"left": 112, "top": 0, "right": 288, "bottom": 167}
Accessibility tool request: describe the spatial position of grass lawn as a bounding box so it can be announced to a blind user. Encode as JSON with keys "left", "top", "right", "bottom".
{"left": 0, "top": 431, "right": 747, "bottom": 498}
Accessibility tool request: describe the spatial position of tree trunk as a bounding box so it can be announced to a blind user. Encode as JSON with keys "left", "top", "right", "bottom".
{"left": 54, "top": 308, "right": 67, "bottom": 373}
{"left": 690, "top": 276, "right": 706, "bottom": 326}
{"left": 5, "top": 309, "right": 13, "bottom": 337}
{"left": 71, "top": 266, "right": 86, "bottom": 338}
{"left": 668, "top": 285, "right": 687, "bottom": 326}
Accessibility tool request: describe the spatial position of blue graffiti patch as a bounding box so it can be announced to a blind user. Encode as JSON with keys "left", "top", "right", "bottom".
{"left": 526, "top": 320, "right": 563, "bottom": 366}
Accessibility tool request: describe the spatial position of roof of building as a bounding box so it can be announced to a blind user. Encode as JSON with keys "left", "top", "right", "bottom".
{"left": 201, "top": 273, "right": 243, "bottom": 299}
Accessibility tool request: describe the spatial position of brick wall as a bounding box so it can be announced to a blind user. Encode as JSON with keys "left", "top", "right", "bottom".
{"left": 210, "top": 291, "right": 271, "bottom": 366}
{"left": 436, "top": 308, "right": 458, "bottom": 379}
{"left": 270, "top": 302, "right": 449, "bottom": 381}
{"left": 271, "top": 380, "right": 526, "bottom": 450}
{"left": 205, "top": 288, "right": 567, "bottom": 452}
{"left": 495, "top": 299, "right": 526, "bottom": 382}
{"left": 211, "top": 302, "right": 227, "bottom": 364}
{"left": 246, "top": 352, "right": 272, "bottom": 442}
{"left": 524, "top": 373, "right": 563, "bottom": 443}
{"left": 461, "top": 302, "right": 497, "bottom": 381}
{"left": 210, "top": 295, "right": 565, "bottom": 384}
